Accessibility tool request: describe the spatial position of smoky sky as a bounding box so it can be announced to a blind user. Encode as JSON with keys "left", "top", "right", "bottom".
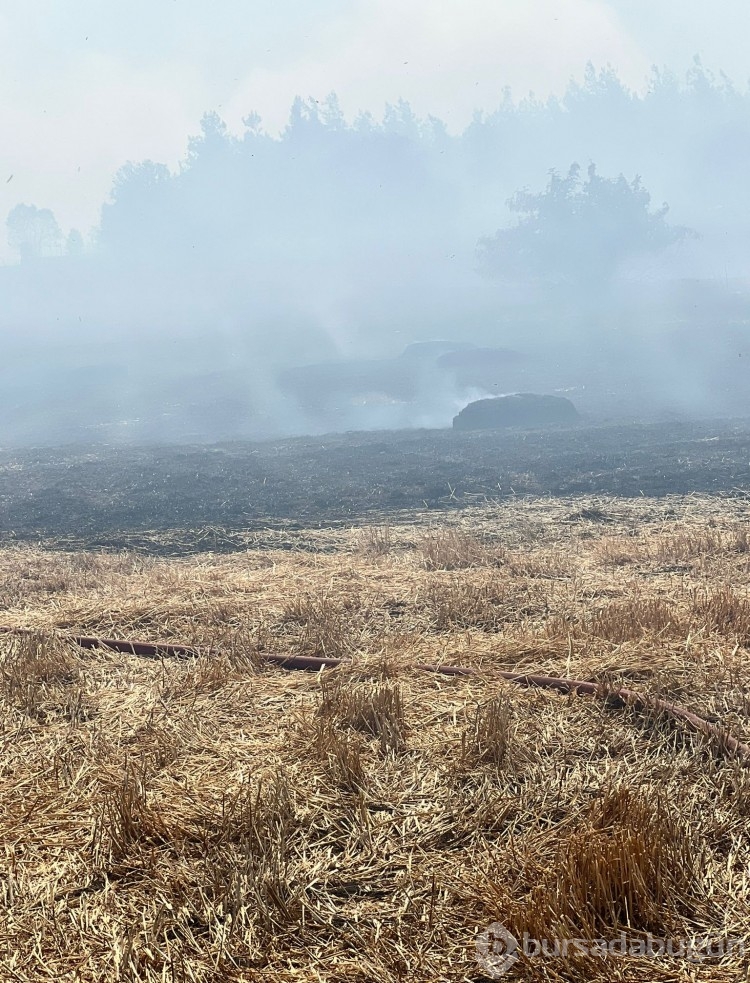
{"left": 3, "top": 0, "right": 750, "bottom": 255}
{"left": 2, "top": 4, "right": 750, "bottom": 445}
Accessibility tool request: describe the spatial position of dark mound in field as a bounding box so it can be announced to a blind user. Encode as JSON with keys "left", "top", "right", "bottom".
{"left": 453, "top": 393, "right": 579, "bottom": 430}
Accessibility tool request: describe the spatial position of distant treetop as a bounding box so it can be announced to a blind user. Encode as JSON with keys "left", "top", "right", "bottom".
{"left": 477, "top": 163, "right": 692, "bottom": 290}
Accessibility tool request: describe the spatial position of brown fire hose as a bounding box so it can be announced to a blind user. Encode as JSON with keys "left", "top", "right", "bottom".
{"left": 1, "top": 626, "right": 748, "bottom": 765}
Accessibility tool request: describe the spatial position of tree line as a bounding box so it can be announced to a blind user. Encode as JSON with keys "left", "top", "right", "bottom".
{"left": 6, "top": 59, "right": 747, "bottom": 293}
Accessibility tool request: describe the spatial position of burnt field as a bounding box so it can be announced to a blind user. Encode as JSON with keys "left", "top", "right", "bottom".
{"left": 3, "top": 429, "right": 750, "bottom": 981}
{"left": 1, "top": 418, "right": 750, "bottom": 551}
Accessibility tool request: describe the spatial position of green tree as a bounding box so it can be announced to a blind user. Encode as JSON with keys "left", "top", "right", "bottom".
{"left": 6, "top": 203, "right": 63, "bottom": 262}
{"left": 478, "top": 163, "right": 690, "bottom": 289}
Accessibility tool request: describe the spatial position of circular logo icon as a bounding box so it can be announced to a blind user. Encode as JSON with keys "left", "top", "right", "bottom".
{"left": 476, "top": 922, "right": 519, "bottom": 978}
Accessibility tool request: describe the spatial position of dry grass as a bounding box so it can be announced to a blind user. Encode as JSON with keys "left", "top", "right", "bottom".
{"left": 552, "top": 595, "right": 681, "bottom": 643}
{"left": 423, "top": 576, "right": 517, "bottom": 631}
{"left": 418, "top": 526, "right": 501, "bottom": 570}
{"left": 0, "top": 493, "right": 749, "bottom": 980}
{"left": 459, "top": 695, "right": 515, "bottom": 770}
{"left": 358, "top": 523, "right": 394, "bottom": 556}
{"left": 691, "top": 586, "right": 750, "bottom": 642}
{"left": 479, "top": 782, "right": 707, "bottom": 973}
{"left": 318, "top": 672, "right": 406, "bottom": 753}
{"left": 277, "top": 589, "right": 359, "bottom": 658}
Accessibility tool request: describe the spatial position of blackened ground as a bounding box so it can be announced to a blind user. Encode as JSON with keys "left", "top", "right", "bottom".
{"left": 0, "top": 419, "right": 749, "bottom": 552}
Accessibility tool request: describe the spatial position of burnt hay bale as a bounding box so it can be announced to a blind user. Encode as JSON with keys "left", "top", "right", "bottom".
{"left": 452, "top": 393, "right": 579, "bottom": 431}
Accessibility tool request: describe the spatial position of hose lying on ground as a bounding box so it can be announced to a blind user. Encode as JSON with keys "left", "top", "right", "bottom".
{"left": 1, "top": 625, "right": 748, "bottom": 766}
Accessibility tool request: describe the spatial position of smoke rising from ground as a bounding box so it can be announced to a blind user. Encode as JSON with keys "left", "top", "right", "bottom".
{"left": 2, "top": 61, "right": 750, "bottom": 445}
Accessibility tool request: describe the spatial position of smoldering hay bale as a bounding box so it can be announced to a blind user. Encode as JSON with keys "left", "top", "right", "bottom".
{"left": 452, "top": 392, "right": 579, "bottom": 430}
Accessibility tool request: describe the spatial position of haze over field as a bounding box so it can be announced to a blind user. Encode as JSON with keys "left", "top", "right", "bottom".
{"left": 3, "top": 2, "right": 750, "bottom": 443}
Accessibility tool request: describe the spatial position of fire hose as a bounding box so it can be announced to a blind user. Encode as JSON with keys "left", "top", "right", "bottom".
{"left": 1, "top": 625, "right": 748, "bottom": 765}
